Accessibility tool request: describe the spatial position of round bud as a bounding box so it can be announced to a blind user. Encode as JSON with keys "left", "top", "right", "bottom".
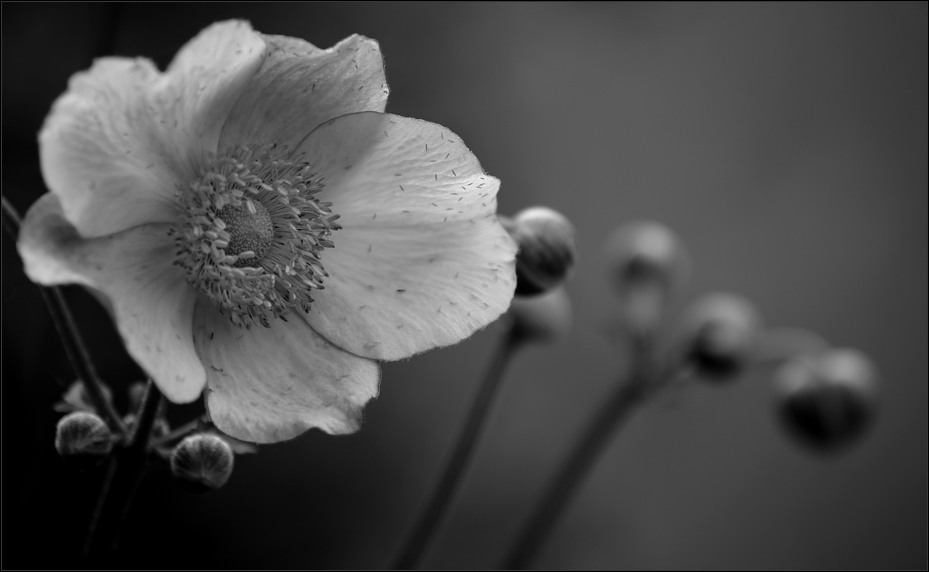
{"left": 171, "top": 434, "right": 234, "bottom": 493}
{"left": 55, "top": 411, "right": 114, "bottom": 470}
{"left": 504, "top": 207, "right": 577, "bottom": 297}
{"left": 127, "top": 381, "right": 147, "bottom": 412}
{"left": 603, "top": 221, "right": 688, "bottom": 295}
{"left": 776, "top": 349, "right": 878, "bottom": 452}
{"left": 602, "top": 222, "right": 689, "bottom": 335}
{"left": 682, "top": 293, "right": 761, "bottom": 380}
{"left": 509, "top": 287, "right": 572, "bottom": 345}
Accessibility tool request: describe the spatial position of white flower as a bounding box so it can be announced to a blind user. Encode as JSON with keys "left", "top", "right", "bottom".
{"left": 17, "top": 21, "right": 516, "bottom": 443}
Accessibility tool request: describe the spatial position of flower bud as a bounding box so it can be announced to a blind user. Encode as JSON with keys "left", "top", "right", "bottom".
{"left": 682, "top": 293, "right": 761, "bottom": 380}
{"left": 603, "top": 222, "right": 688, "bottom": 335}
{"left": 127, "top": 381, "right": 148, "bottom": 412}
{"left": 776, "top": 349, "right": 878, "bottom": 452}
{"left": 509, "top": 287, "right": 572, "bottom": 344}
{"left": 503, "top": 207, "right": 576, "bottom": 297}
{"left": 171, "top": 434, "right": 234, "bottom": 493}
{"left": 55, "top": 411, "right": 114, "bottom": 469}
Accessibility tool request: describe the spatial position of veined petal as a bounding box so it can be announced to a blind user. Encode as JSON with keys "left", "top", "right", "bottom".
{"left": 39, "top": 20, "right": 265, "bottom": 238}
{"left": 17, "top": 194, "right": 205, "bottom": 403}
{"left": 219, "top": 34, "right": 388, "bottom": 152}
{"left": 163, "top": 20, "right": 266, "bottom": 175}
{"left": 193, "top": 304, "right": 381, "bottom": 444}
{"left": 297, "top": 112, "right": 517, "bottom": 360}
{"left": 39, "top": 57, "right": 181, "bottom": 237}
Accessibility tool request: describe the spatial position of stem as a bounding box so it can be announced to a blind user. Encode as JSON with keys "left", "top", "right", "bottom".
{"left": 503, "top": 335, "right": 655, "bottom": 569}
{"left": 83, "top": 380, "right": 164, "bottom": 564}
{"left": 391, "top": 329, "right": 522, "bottom": 570}
{"left": 1, "top": 196, "right": 126, "bottom": 433}
{"left": 151, "top": 415, "right": 209, "bottom": 448}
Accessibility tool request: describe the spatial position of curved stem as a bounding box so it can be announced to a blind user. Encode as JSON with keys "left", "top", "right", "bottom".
{"left": 150, "top": 415, "right": 211, "bottom": 452}
{"left": 391, "top": 329, "right": 522, "bottom": 570}
{"left": 503, "top": 335, "right": 655, "bottom": 569}
{"left": 2, "top": 196, "right": 126, "bottom": 433}
{"left": 83, "top": 380, "right": 163, "bottom": 564}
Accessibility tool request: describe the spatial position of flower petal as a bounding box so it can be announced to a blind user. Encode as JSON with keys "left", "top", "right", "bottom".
{"left": 219, "top": 34, "right": 388, "bottom": 152}
{"left": 39, "top": 57, "right": 182, "bottom": 237}
{"left": 17, "top": 194, "right": 205, "bottom": 403}
{"left": 193, "top": 304, "right": 380, "bottom": 444}
{"left": 296, "top": 112, "right": 517, "bottom": 360}
{"left": 164, "top": 20, "right": 266, "bottom": 175}
{"left": 39, "top": 20, "right": 265, "bottom": 237}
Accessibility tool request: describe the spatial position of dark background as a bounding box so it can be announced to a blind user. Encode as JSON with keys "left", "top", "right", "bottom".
{"left": 2, "top": 2, "right": 926, "bottom": 569}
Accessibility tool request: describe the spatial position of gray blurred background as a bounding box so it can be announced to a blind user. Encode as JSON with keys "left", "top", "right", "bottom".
{"left": 2, "top": 2, "right": 926, "bottom": 569}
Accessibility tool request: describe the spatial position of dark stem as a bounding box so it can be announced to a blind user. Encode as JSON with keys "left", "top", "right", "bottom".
{"left": 83, "top": 380, "right": 164, "bottom": 564}
{"left": 391, "top": 329, "right": 522, "bottom": 570}
{"left": 1, "top": 196, "right": 126, "bottom": 433}
{"left": 150, "top": 414, "right": 209, "bottom": 448}
{"left": 503, "top": 335, "right": 654, "bottom": 569}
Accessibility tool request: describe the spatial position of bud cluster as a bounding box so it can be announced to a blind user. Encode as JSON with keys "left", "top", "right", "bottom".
{"left": 600, "top": 220, "right": 879, "bottom": 452}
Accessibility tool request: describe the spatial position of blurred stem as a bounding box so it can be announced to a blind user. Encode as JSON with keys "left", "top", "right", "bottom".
{"left": 391, "top": 326, "right": 523, "bottom": 570}
{"left": 151, "top": 414, "right": 209, "bottom": 448}
{"left": 84, "top": 380, "right": 163, "bottom": 564}
{"left": 1, "top": 195, "right": 126, "bottom": 434}
{"left": 503, "top": 334, "right": 656, "bottom": 569}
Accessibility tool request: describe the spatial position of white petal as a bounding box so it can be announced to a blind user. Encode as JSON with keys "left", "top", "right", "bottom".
{"left": 39, "top": 20, "right": 265, "bottom": 238}
{"left": 297, "top": 112, "right": 517, "bottom": 360}
{"left": 39, "top": 57, "right": 182, "bottom": 237}
{"left": 17, "top": 194, "right": 205, "bottom": 403}
{"left": 219, "top": 34, "right": 388, "bottom": 152}
{"left": 163, "top": 20, "right": 266, "bottom": 174}
{"left": 193, "top": 304, "right": 381, "bottom": 444}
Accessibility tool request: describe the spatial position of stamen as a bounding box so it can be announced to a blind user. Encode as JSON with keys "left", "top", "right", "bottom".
{"left": 171, "top": 144, "right": 341, "bottom": 329}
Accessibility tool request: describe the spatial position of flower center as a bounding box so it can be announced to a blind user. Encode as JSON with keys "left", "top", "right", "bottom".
{"left": 171, "top": 144, "right": 340, "bottom": 329}
{"left": 217, "top": 202, "right": 274, "bottom": 266}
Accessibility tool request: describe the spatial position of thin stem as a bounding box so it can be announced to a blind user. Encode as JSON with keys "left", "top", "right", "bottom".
{"left": 1, "top": 195, "right": 126, "bottom": 433}
{"left": 151, "top": 415, "right": 209, "bottom": 448}
{"left": 83, "top": 380, "right": 164, "bottom": 564}
{"left": 391, "top": 329, "right": 522, "bottom": 570}
{"left": 503, "top": 335, "right": 655, "bottom": 570}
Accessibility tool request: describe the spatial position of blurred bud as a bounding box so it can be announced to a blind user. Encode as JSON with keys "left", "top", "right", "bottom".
{"left": 55, "top": 411, "right": 114, "bottom": 469}
{"left": 503, "top": 207, "right": 576, "bottom": 297}
{"left": 776, "top": 349, "right": 878, "bottom": 452}
{"left": 123, "top": 413, "right": 170, "bottom": 439}
{"left": 682, "top": 293, "right": 761, "bottom": 380}
{"left": 603, "top": 222, "right": 688, "bottom": 335}
{"left": 127, "top": 381, "right": 147, "bottom": 411}
{"left": 171, "top": 434, "right": 234, "bottom": 493}
{"left": 509, "top": 287, "right": 572, "bottom": 344}
{"left": 53, "top": 380, "right": 113, "bottom": 414}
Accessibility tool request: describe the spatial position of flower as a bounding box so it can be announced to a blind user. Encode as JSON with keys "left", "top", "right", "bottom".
{"left": 17, "top": 21, "right": 517, "bottom": 443}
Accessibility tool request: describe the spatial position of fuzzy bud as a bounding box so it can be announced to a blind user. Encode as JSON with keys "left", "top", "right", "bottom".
{"left": 603, "top": 222, "right": 688, "bottom": 335}
{"left": 503, "top": 207, "right": 576, "bottom": 297}
{"left": 509, "top": 287, "right": 572, "bottom": 344}
{"left": 776, "top": 349, "right": 878, "bottom": 452}
{"left": 683, "top": 293, "right": 761, "bottom": 380}
{"left": 55, "top": 411, "right": 114, "bottom": 469}
{"left": 171, "top": 434, "right": 234, "bottom": 493}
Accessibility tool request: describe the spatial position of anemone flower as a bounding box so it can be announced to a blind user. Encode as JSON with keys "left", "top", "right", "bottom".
{"left": 17, "top": 21, "right": 516, "bottom": 443}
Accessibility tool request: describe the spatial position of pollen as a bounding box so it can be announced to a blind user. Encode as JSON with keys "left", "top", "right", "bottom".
{"left": 170, "top": 144, "right": 341, "bottom": 329}
{"left": 218, "top": 202, "right": 274, "bottom": 266}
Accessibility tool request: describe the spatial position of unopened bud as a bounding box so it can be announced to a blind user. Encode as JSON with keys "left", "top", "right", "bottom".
{"left": 509, "top": 287, "right": 572, "bottom": 344}
{"left": 603, "top": 222, "right": 688, "bottom": 334}
{"left": 55, "top": 411, "right": 114, "bottom": 469}
{"left": 776, "top": 349, "right": 878, "bottom": 452}
{"left": 683, "top": 293, "right": 761, "bottom": 380}
{"left": 504, "top": 207, "right": 576, "bottom": 297}
{"left": 171, "top": 434, "right": 234, "bottom": 493}
{"left": 127, "top": 381, "right": 147, "bottom": 411}
{"left": 604, "top": 221, "right": 688, "bottom": 293}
